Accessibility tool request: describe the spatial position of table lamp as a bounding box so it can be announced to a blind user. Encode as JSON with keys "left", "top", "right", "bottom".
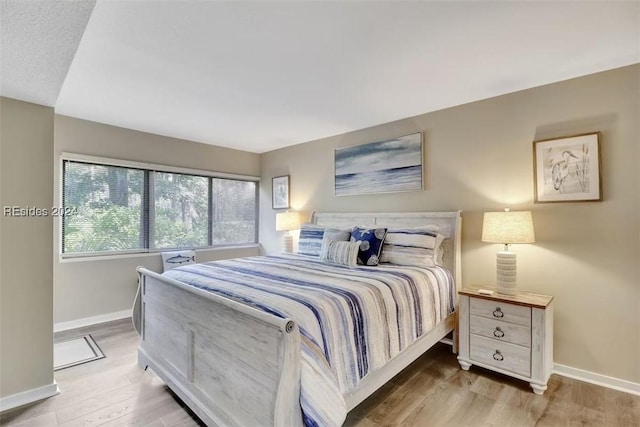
{"left": 481, "top": 209, "right": 535, "bottom": 295}
{"left": 276, "top": 211, "right": 300, "bottom": 253}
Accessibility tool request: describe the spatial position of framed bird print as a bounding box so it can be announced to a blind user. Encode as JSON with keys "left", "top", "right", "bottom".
{"left": 533, "top": 132, "right": 602, "bottom": 203}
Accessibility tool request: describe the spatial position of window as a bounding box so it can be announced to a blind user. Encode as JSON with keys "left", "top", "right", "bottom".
{"left": 62, "top": 157, "right": 258, "bottom": 256}
{"left": 211, "top": 178, "right": 256, "bottom": 245}
{"left": 63, "top": 162, "right": 145, "bottom": 253}
{"left": 152, "top": 172, "right": 209, "bottom": 249}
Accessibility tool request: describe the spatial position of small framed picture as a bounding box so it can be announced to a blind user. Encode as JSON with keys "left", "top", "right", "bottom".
{"left": 533, "top": 132, "right": 602, "bottom": 203}
{"left": 272, "top": 175, "right": 290, "bottom": 209}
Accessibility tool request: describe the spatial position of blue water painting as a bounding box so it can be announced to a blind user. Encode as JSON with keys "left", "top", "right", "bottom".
{"left": 336, "top": 165, "right": 422, "bottom": 195}
{"left": 335, "top": 133, "right": 423, "bottom": 196}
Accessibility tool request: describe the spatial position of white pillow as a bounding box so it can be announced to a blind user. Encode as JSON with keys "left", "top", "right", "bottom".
{"left": 320, "top": 240, "right": 360, "bottom": 267}
{"left": 161, "top": 250, "right": 196, "bottom": 272}
{"left": 380, "top": 228, "right": 445, "bottom": 267}
{"left": 323, "top": 229, "right": 351, "bottom": 243}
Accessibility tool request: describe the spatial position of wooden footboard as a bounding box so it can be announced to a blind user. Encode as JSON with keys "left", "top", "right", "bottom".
{"left": 137, "top": 267, "right": 303, "bottom": 427}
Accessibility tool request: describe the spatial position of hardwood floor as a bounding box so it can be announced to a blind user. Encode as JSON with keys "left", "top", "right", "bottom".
{"left": 1, "top": 319, "right": 638, "bottom": 426}
{"left": 0, "top": 319, "right": 204, "bottom": 427}
{"left": 344, "top": 348, "right": 640, "bottom": 426}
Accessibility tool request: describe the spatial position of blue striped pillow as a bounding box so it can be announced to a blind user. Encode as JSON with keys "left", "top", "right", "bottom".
{"left": 380, "top": 228, "right": 445, "bottom": 267}
{"left": 297, "top": 223, "right": 325, "bottom": 256}
{"left": 297, "top": 224, "right": 350, "bottom": 257}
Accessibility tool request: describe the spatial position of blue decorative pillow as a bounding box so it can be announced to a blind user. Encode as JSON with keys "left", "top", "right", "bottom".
{"left": 350, "top": 226, "right": 387, "bottom": 266}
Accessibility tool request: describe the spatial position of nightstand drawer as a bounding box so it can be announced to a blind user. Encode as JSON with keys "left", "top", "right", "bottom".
{"left": 470, "top": 335, "right": 531, "bottom": 377}
{"left": 470, "top": 315, "right": 531, "bottom": 347}
{"left": 470, "top": 298, "right": 531, "bottom": 327}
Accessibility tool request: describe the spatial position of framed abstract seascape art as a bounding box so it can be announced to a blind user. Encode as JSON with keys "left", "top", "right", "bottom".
{"left": 533, "top": 132, "right": 602, "bottom": 203}
{"left": 334, "top": 132, "right": 423, "bottom": 196}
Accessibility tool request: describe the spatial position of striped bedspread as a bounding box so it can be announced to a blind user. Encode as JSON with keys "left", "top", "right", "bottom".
{"left": 163, "top": 254, "right": 456, "bottom": 427}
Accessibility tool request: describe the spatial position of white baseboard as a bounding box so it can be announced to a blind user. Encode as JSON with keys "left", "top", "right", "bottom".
{"left": 54, "top": 309, "right": 132, "bottom": 333}
{"left": 0, "top": 381, "right": 59, "bottom": 413}
{"left": 554, "top": 363, "right": 640, "bottom": 396}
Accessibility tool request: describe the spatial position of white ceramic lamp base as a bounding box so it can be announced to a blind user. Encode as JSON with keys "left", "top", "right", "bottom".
{"left": 282, "top": 234, "right": 293, "bottom": 253}
{"left": 496, "top": 251, "right": 517, "bottom": 295}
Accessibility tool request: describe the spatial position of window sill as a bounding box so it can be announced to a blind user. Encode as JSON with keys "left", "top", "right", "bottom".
{"left": 58, "top": 244, "right": 261, "bottom": 263}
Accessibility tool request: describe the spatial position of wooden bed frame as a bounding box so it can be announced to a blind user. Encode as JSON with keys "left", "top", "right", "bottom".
{"left": 136, "top": 211, "right": 462, "bottom": 427}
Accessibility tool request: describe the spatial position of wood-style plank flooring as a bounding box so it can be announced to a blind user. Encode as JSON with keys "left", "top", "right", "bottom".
{"left": 1, "top": 319, "right": 638, "bottom": 426}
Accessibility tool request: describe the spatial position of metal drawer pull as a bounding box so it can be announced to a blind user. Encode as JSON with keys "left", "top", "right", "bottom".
{"left": 493, "top": 350, "right": 504, "bottom": 361}
{"left": 493, "top": 327, "right": 505, "bottom": 338}
{"left": 492, "top": 307, "right": 504, "bottom": 318}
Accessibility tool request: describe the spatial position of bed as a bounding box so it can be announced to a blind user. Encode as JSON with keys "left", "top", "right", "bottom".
{"left": 135, "top": 211, "right": 462, "bottom": 426}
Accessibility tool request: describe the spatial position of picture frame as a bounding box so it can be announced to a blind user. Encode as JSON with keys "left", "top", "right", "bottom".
{"left": 334, "top": 132, "right": 423, "bottom": 196}
{"left": 533, "top": 132, "right": 602, "bottom": 203}
{"left": 272, "top": 175, "right": 290, "bottom": 209}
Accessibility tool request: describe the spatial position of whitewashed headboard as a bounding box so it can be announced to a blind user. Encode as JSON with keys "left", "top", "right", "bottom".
{"left": 310, "top": 211, "right": 462, "bottom": 290}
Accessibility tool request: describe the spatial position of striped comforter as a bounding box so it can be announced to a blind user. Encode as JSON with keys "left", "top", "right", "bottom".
{"left": 163, "top": 254, "right": 456, "bottom": 427}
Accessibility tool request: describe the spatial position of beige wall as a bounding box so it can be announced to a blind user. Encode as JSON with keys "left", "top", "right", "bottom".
{"left": 54, "top": 116, "right": 261, "bottom": 324}
{"left": 260, "top": 65, "right": 640, "bottom": 384}
{"left": 0, "top": 98, "right": 55, "bottom": 397}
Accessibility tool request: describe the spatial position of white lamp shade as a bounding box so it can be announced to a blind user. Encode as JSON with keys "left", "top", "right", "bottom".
{"left": 482, "top": 211, "right": 535, "bottom": 244}
{"left": 275, "top": 211, "right": 300, "bottom": 232}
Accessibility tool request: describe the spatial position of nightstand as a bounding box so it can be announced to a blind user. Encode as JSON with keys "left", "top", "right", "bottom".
{"left": 457, "top": 287, "right": 554, "bottom": 395}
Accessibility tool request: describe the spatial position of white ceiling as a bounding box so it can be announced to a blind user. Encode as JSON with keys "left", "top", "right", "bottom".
{"left": 2, "top": 1, "right": 639, "bottom": 153}
{"left": 0, "top": 0, "right": 96, "bottom": 106}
